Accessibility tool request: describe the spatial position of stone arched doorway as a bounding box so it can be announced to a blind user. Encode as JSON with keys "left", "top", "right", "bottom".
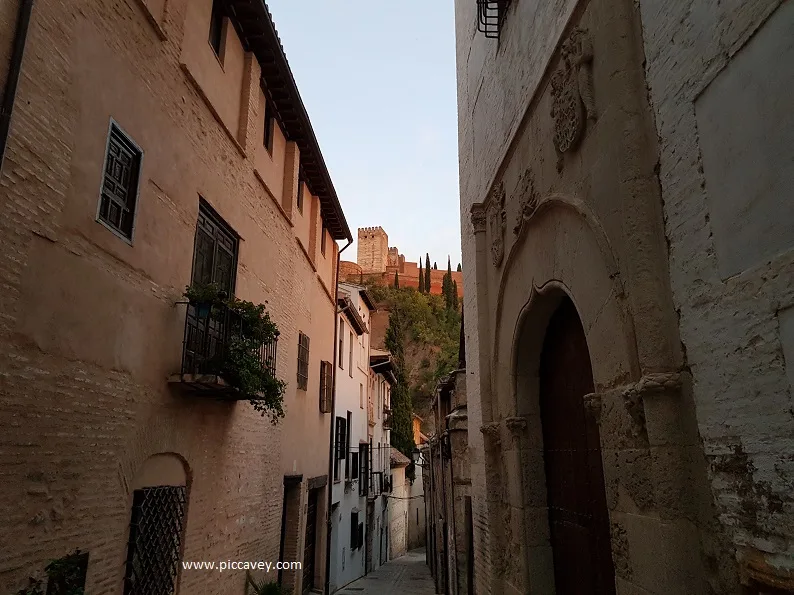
{"left": 538, "top": 297, "right": 615, "bottom": 594}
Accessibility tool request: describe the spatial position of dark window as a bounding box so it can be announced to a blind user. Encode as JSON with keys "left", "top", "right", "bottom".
{"left": 319, "top": 360, "right": 333, "bottom": 413}
{"left": 191, "top": 202, "right": 238, "bottom": 296}
{"left": 98, "top": 124, "right": 142, "bottom": 240}
{"left": 45, "top": 550, "right": 89, "bottom": 594}
{"left": 351, "top": 452, "right": 359, "bottom": 480}
{"left": 338, "top": 325, "right": 344, "bottom": 369}
{"left": 350, "top": 510, "right": 359, "bottom": 549}
{"left": 357, "top": 522, "right": 364, "bottom": 549}
{"left": 321, "top": 222, "right": 327, "bottom": 256}
{"left": 297, "top": 168, "right": 304, "bottom": 213}
{"left": 348, "top": 331, "right": 354, "bottom": 377}
{"left": 297, "top": 333, "right": 310, "bottom": 391}
{"left": 344, "top": 411, "right": 352, "bottom": 480}
{"left": 334, "top": 417, "right": 347, "bottom": 481}
{"left": 263, "top": 102, "right": 274, "bottom": 153}
{"left": 358, "top": 443, "right": 369, "bottom": 497}
{"left": 123, "top": 486, "right": 187, "bottom": 595}
{"left": 209, "top": 0, "right": 225, "bottom": 58}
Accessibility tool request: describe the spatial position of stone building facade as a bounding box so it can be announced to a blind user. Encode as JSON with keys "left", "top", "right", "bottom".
{"left": 456, "top": 0, "right": 792, "bottom": 593}
{"left": 0, "top": 0, "right": 350, "bottom": 593}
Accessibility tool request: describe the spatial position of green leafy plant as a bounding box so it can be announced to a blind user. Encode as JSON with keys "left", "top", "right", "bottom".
{"left": 183, "top": 285, "right": 286, "bottom": 423}
{"left": 17, "top": 549, "right": 87, "bottom": 595}
{"left": 246, "top": 573, "right": 285, "bottom": 595}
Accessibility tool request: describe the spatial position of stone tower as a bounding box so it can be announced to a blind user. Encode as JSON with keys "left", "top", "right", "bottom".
{"left": 357, "top": 227, "right": 388, "bottom": 273}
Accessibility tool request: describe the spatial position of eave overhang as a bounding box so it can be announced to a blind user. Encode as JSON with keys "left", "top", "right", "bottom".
{"left": 224, "top": 0, "right": 352, "bottom": 241}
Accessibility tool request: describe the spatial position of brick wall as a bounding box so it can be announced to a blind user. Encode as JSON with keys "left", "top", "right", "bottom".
{"left": 0, "top": 0, "right": 339, "bottom": 592}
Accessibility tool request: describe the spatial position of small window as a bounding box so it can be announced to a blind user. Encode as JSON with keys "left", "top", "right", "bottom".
{"left": 334, "top": 416, "right": 347, "bottom": 481}
{"left": 124, "top": 486, "right": 187, "bottom": 595}
{"left": 319, "top": 360, "right": 333, "bottom": 413}
{"left": 297, "top": 333, "right": 310, "bottom": 391}
{"left": 321, "top": 223, "right": 327, "bottom": 256}
{"left": 360, "top": 383, "right": 364, "bottom": 409}
{"left": 296, "top": 168, "right": 304, "bottom": 213}
{"left": 98, "top": 123, "right": 142, "bottom": 240}
{"left": 209, "top": 0, "right": 225, "bottom": 59}
{"left": 338, "top": 324, "right": 344, "bottom": 369}
{"left": 263, "top": 102, "right": 274, "bottom": 154}
{"left": 345, "top": 411, "right": 352, "bottom": 480}
{"left": 350, "top": 510, "right": 359, "bottom": 549}
{"left": 348, "top": 331, "right": 354, "bottom": 378}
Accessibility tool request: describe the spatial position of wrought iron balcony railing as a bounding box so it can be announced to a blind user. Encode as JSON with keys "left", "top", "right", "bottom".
{"left": 477, "top": 0, "right": 510, "bottom": 39}
{"left": 383, "top": 408, "right": 392, "bottom": 430}
{"left": 173, "top": 302, "right": 278, "bottom": 398}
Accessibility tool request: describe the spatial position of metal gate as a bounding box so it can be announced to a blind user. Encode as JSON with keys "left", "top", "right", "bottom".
{"left": 539, "top": 298, "right": 616, "bottom": 594}
{"left": 302, "top": 488, "right": 318, "bottom": 592}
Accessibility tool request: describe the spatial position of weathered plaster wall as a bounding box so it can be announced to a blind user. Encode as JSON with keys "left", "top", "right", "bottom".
{"left": 457, "top": 0, "right": 737, "bottom": 591}
{"left": 639, "top": 0, "right": 794, "bottom": 588}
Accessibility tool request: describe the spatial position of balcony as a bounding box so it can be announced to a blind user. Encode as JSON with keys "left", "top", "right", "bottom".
{"left": 383, "top": 407, "right": 392, "bottom": 430}
{"left": 169, "top": 302, "right": 278, "bottom": 399}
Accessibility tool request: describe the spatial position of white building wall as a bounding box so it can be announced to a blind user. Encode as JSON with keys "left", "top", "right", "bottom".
{"left": 330, "top": 284, "right": 372, "bottom": 592}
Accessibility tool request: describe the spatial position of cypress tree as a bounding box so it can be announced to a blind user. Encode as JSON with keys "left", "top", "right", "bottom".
{"left": 452, "top": 280, "right": 459, "bottom": 310}
{"left": 394, "top": 271, "right": 400, "bottom": 289}
{"left": 445, "top": 257, "right": 454, "bottom": 309}
{"left": 425, "top": 254, "right": 431, "bottom": 293}
{"left": 418, "top": 259, "right": 424, "bottom": 294}
{"left": 433, "top": 262, "right": 437, "bottom": 270}
{"left": 457, "top": 263, "right": 462, "bottom": 272}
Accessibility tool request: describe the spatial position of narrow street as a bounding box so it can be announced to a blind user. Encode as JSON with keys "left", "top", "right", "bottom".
{"left": 337, "top": 549, "right": 435, "bottom": 595}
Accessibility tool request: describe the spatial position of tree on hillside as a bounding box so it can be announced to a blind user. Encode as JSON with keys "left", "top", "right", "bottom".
{"left": 444, "top": 257, "right": 454, "bottom": 310}
{"left": 418, "top": 260, "right": 424, "bottom": 294}
{"left": 384, "top": 304, "right": 414, "bottom": 460}
{"left": 452, "top": 280, "right": 459, "bottom": 310}
{"left": 394, "top": 271, "right": 400, "bottom": 289}
{"left": 433, "top": 262, "right": 437, "bottom": 270}
{"left": 457, "top": 263, "right": 462, "bottom": 272}
{"left": 425, "top": 254, "right": 431, "bottom": 292}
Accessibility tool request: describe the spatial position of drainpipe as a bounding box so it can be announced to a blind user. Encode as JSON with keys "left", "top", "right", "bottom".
{"left": 324, "top": 236, "right": 352, "bottom": 595}
{"left": 0, "top": 0, "right": 34, "bottom": 172}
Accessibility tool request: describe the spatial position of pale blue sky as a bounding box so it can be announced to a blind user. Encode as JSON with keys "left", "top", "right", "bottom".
{"left": 266, "top": 0, "right": 463, "bottom": 268}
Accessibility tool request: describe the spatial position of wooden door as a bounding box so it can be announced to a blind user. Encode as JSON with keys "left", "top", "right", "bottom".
{"left": 539, "top": 298, "right": 616, "bottom": 594}
{"left": 302, "top": 489, "right": 318, "bottom": 592}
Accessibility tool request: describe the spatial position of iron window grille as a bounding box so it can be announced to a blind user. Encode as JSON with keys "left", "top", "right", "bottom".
{"left": 123, "top": 486, "right": 187, "bottom": 595}
{"left": 321, "top": 222, "right": 327, "bottom": 255}
{"left": 98, "top": 123, "right": 142, "bottom": 240}
{"left": 477, "top": 0, "right": 511, "bottom": 39}
{"left": 297, "top": 333, "right": 310, "bottom": 390}
{"left": 319, "top": 360, "right": 333, "bottom": 413}
{"left": 181, "top": 300, "right": 278, "bottom": 382}
{"left": 345, "top": 411, "right": 352, "bottom": 480}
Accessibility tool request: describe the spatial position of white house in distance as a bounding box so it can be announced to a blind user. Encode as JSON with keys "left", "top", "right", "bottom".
{"left": 329, "top": 282, "right": 374, "bottom": 592}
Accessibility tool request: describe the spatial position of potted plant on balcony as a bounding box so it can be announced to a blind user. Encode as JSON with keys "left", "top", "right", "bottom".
{"left": 182, "top": 284, "right": 286, "bottom": 423}
{"left": 184, "top": 282, "right": 225, "bottom": 317}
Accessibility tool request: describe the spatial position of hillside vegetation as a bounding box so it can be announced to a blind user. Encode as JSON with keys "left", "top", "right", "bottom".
{"left": 366, "top": 284, "right": 461, "bottom": 437}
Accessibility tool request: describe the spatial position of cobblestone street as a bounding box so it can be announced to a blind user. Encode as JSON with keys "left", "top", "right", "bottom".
{"left": 337, "top": 549, "right": 435, "bottom": 595}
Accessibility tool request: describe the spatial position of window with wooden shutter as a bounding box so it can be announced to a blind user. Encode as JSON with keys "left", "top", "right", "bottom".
{"left": 297, "top": 333, "right": 310, "bottom": 390}
{"left": 358, "top": 443, "right": 369, "bottom": 497}
{"left": 351, "top": 452, "right": 359, "bottom": 480}
{"left": 319, "top": 360, "right": 332, "bottom": 413}
{"left": 98, "top": 123, "right": 142, "bottom": 241}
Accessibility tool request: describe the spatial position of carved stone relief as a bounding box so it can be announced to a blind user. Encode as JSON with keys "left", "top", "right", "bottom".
{"left": 513, "top": 167, "right": 539, "bottom": 235}
{"left": 551, "top": 27, "right": 596, "bottom": 170}
{"left": 487, "top": 182, "right": 506, "bottom": 267}
{"left": 470, "top": 203, "right": 487, "bottom": 235}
